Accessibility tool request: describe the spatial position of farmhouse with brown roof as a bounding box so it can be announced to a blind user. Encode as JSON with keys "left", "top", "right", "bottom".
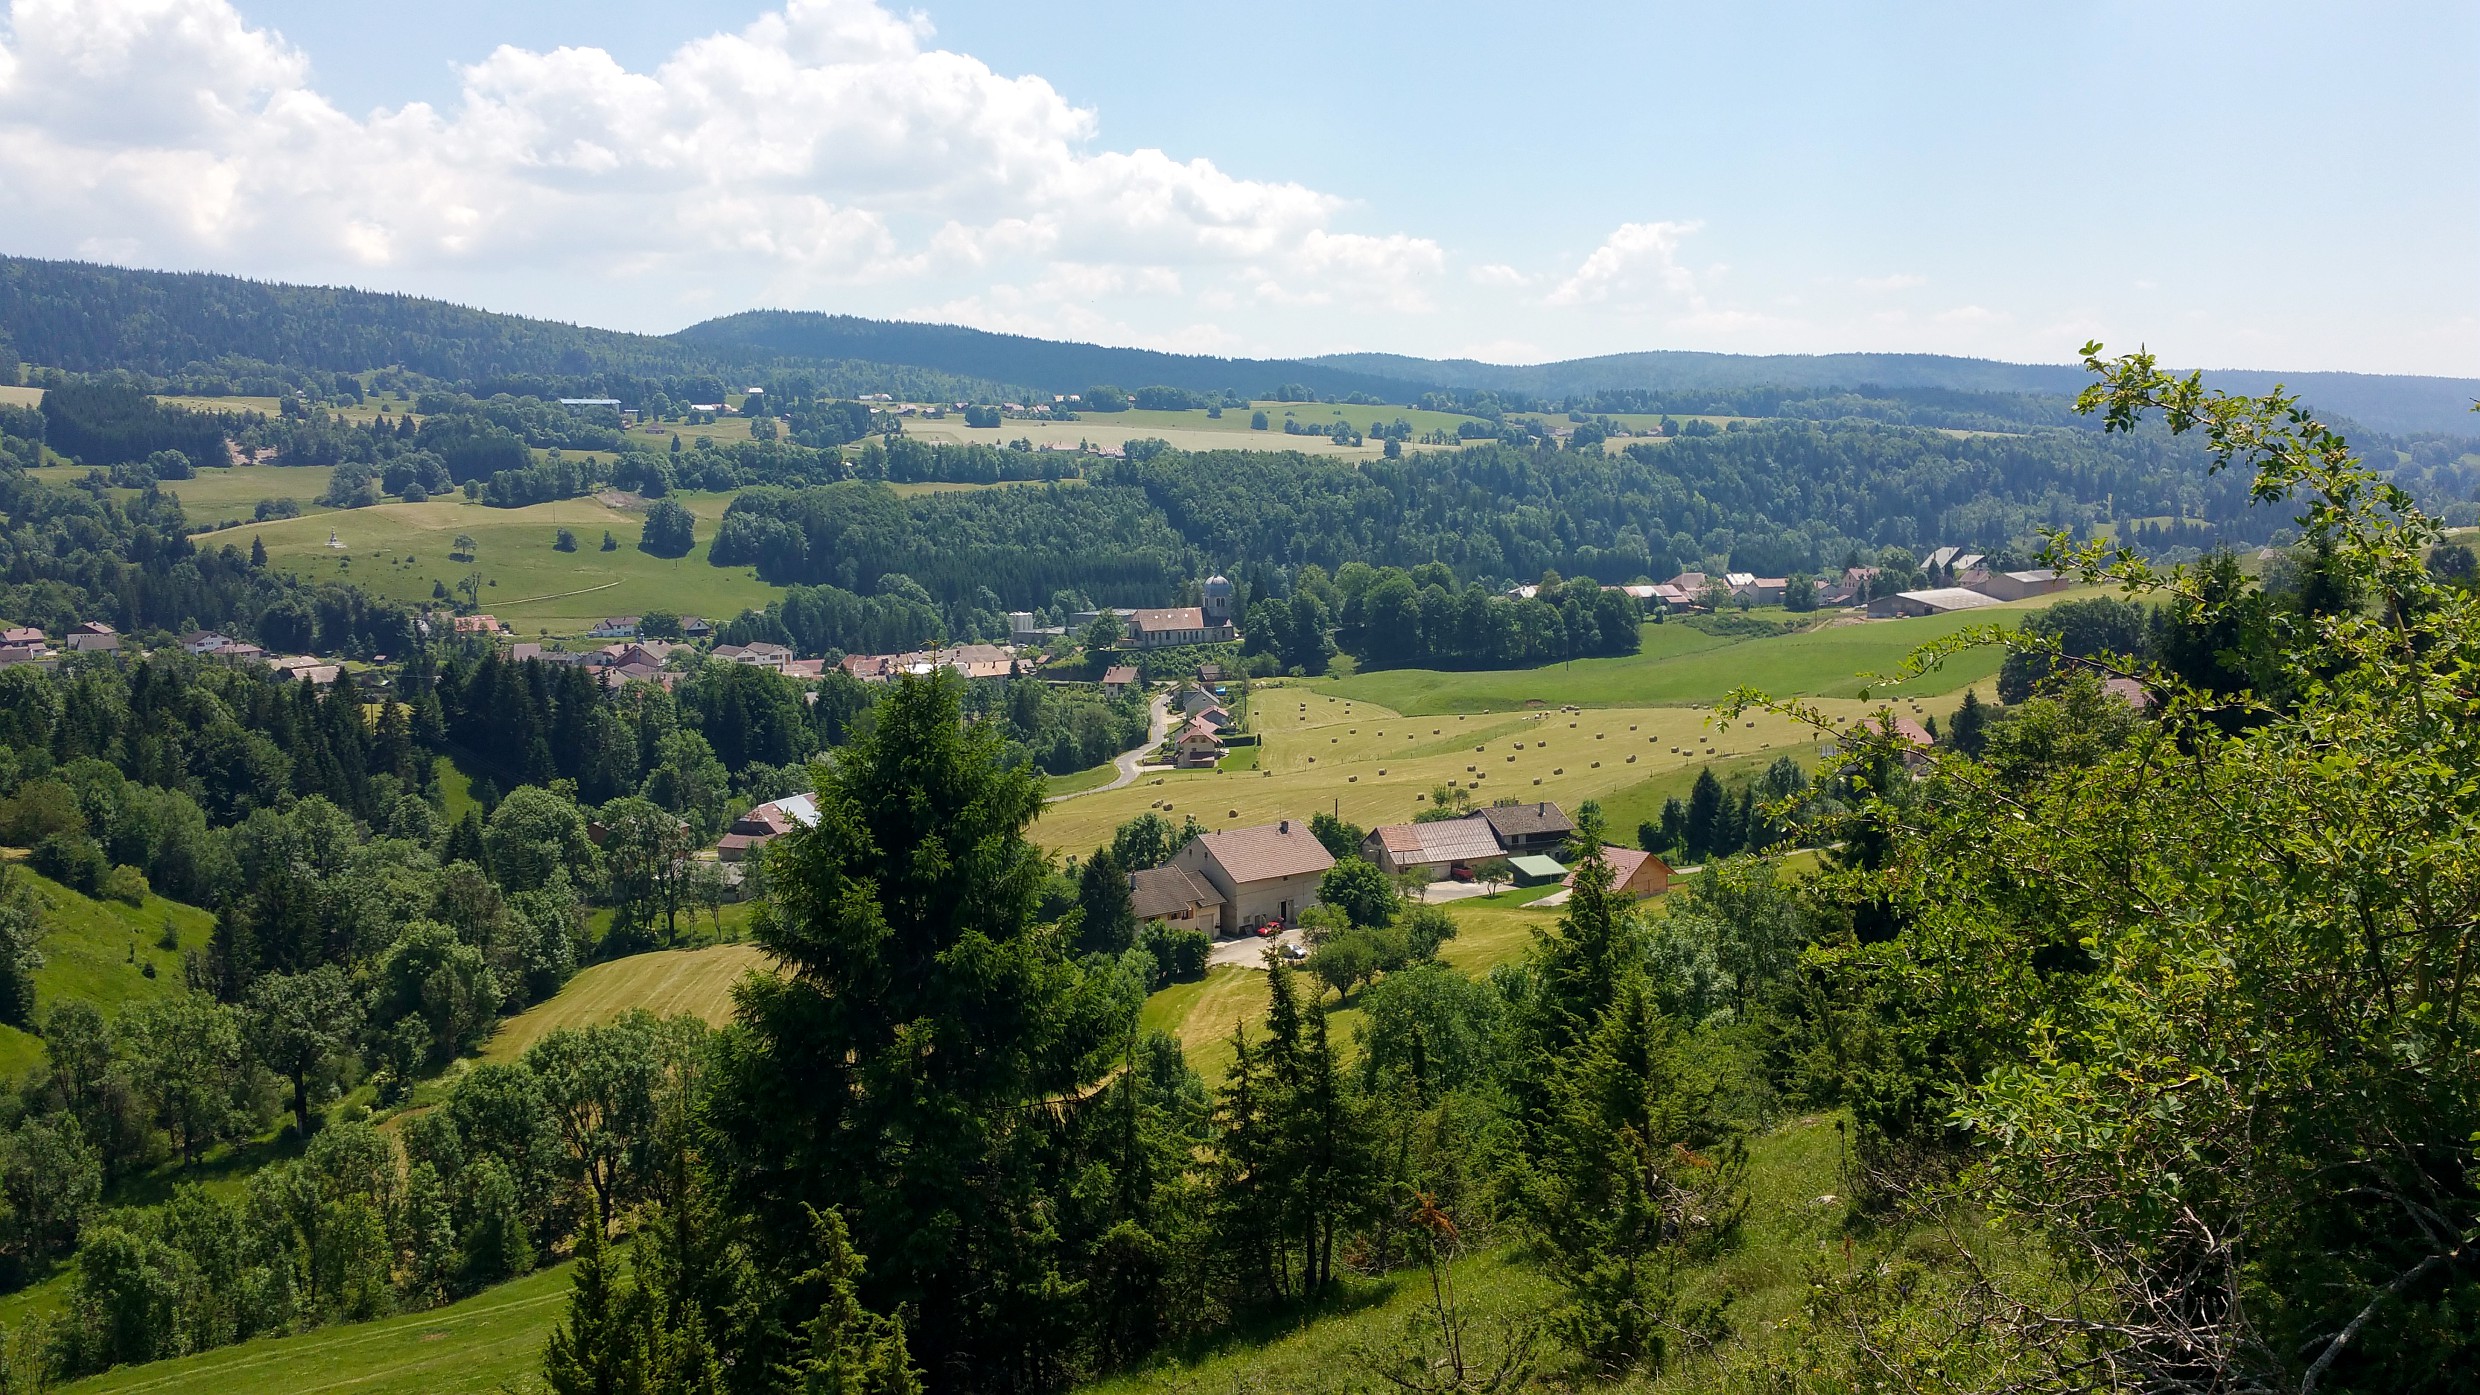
{"left": 1167, "top": 819, "right": 1335, "bottom": 936}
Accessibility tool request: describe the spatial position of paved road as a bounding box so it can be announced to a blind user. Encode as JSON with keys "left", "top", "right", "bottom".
{"left": 1047, "top": 689, "right": 1175, "bottom": 803}
{"left": 1209, "top": 927, "right": 1307, "bottom": 969}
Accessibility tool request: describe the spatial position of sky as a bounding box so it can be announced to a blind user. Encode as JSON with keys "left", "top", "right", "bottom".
{"left": 0, "top": 0, "right": 2472, "bottom": 375}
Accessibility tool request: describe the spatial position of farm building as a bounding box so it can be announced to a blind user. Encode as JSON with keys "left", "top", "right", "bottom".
{"left": 718, "top": 793, "right": 818, "bottom": 862}
{"left": 1968, "top": 569, "right": 2071, "bottom": 601}
{"left": 1128, "top": 865, "right": 1223, "bottom": 929}
{"left": 64, "top": 622, "right": 119, "bottom": 653}
{"left": 1361, "top": 817, "right": 1505, "bottom": 880}
{"left": 1477, "top": 801, "right": 1576, "bottom": 857}
{"left": 1509, "top": 854, "right": 1568, "bottom": 887}
{"left": 1168, "top": 819, "right": 1335, "bottom": 936}
{"left": 1567, "top": 846, "right": 1673, "bottom": 900}
{"left": 1866, "top": 587, "right": 2005, "bottom": 619}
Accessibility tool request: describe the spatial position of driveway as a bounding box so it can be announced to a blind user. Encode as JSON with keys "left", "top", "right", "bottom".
{"left": 1412, "top": 880, "right": 1502, "bottom": 905}
{"left": 1208, "top": 927, "right": 1307, "bottom": 969}
{"left": 1047, "top": 689, "right": 1175, "bottom": 803}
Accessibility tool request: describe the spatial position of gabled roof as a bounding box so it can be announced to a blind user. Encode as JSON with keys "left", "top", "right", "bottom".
{"left": 1566, "top": 845, "right": 1669, "bottom": 888}
{"left": 1890, "top": 587, "right": 2004, "bottom": 612}
{"left": 1368, "top": 817, "right": 1503, "bottom": 865}
{"left": 1478, "top": 802, "right": 1575, "bottom": 841}
{"left": 1129, "top": 607, "right": 1208, "bottom": 631}
{"left": 1101, "top": 665, "right": 1139, "bottom": 685}
{"left": 1194, "top": 821, "right": 1334, "bottom": 886}
{"left": 1129, "top": 864, "right": 1223, "bottom": 920}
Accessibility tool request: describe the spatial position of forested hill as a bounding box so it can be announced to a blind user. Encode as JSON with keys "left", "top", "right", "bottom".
{"left": 5, "top": 254, "right": 2470, "bottom": 432}
{"left": 1314, "top": 347, "right": 2480, "bottom": 436}
{"left": 0, "top": 257, "right": 1016, "bottom": 401}
{"left": 671, "top": 309, "right": 1421, "bottom": 401}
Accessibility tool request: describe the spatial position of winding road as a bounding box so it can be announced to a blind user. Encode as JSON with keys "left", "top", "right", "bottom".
{"left": 1047, "top": 689, "right": 1176, "bottom": 803}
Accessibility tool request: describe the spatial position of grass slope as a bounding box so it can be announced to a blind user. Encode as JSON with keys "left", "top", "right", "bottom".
{"left": 1075, "top": 1113, "right": 1854, "bottom": 1395}
{"left": 246, "top": 491, "right": 778, "bottom": 639}
{"left": 1032, "top": 680, "right": 1951, "bottom": 857}
{"left": 57, "top": 1257, "right": 577, "bottom": 1395}
{"left": 0, "top": 867, "right": 216, "bottom": 1076}
{"left": 481, "top": 943, "right": 771, "bottom": 1062}
{"left": 1325, "top": 604, "right": 2064, "bottom": 715}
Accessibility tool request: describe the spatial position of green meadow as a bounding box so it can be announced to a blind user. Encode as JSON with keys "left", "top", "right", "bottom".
{"left": 245, "top": 491, "right": 778, "bottom": 639}
{"left": 0, "top": 865, "right": 217, "bottom": 1077}
{"left": 57, "top": 1259, "right": 578, "bottom": 1395}
{"left": 1322, "top": 599, "right": 2076, "bottom": 715}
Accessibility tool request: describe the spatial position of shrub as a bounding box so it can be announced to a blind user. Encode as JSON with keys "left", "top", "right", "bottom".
{"left": 1140, "top": 924, "right": 1209, "bottom": 986}
{"left": 99, "top": 865, "right": 147, "bottom": 906}
{"left": 31, "top": 833, "right": 106, "bottom": 895}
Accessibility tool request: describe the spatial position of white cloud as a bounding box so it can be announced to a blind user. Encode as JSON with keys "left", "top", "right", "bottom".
{"left": 0, "top": 0, "right": 1442, "bottom": 339}
{"left": 1546, "top": 220, "right": 1702, "bottom": 307}
{"left": 1854, "top": 273, "right": 1926, "bottom": 292}
{"left": 1467, "top": 262, "right": 1531, "bottom": 288}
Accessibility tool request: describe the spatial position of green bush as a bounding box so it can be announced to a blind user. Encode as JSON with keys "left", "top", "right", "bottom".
{"left": 99, "top": 864, "right": 147, "bottom": 906}
{"left": 1140, "top": 923, "right": 1209, "bottom": 986}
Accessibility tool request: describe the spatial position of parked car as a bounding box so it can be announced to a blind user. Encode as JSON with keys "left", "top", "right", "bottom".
{"left": 1449, "top": 865, "right": 1474, "bottom": 882}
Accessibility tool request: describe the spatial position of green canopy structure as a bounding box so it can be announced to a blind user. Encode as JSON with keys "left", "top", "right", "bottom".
{"left": 1509, "top": 854, "right": 1567, "bottom": 886}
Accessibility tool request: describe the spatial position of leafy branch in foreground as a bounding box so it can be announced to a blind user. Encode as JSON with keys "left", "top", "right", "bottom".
{"left": 1727, "top": 347, "right": 2480, "bottom": 1392}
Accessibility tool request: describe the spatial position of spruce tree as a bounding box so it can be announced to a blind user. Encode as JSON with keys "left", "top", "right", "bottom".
{"left": 787, "top": 1207, "right": 921, "bottom": 1395}
{"left": 1682, "top": 767, "right": 1725, "bottom": 862}
{"left": 1948, "top": 686, "right": 1989, "bottom": 756}
{"left": 543, "top": 1224, "right": 647, "bottom": 1395}
{"left": 709, "top": 672, "right": 1129, "bottom": 1381}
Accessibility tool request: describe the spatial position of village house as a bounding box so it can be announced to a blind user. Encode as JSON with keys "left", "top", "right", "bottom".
{"left": 713, "top": 641, "right": 794, "bottom": 672}
{"left": 267, "top": 655, "right": 343, "bottom": 685}
{"left": 1176, "top": 687, "right": 1223, "bottom": 717}
{"left": 717, "top": 793, "right": 818, "bottom": 862}
{"left": 840, "top": 643, "right": 1022, "bottom": 683}
{"left": 451, "top": 614, "right": 508, "bottom": 636}
{"left": 1361, "top": 816, "right": 1505, "bottom": 881}
{"left": 1173, "top": 717, "right": 1225, "bottom": 767}
{"left": 679, "top": 616, "right": 714, "bottom": 638}
{"left": 180, "top": 630, "right": 234, "bottom": 656}
{"left": 588, "top": 617, "right": 642, "bottom": 639}
{"left": 1168, "top": 820, "right": 1335, "bottom": 936}
{"left": 1127, "top": 864, "right": 1223, "bottom": 929}
{"left": 1566, "top": 846, "right": 1674, "bottom": 900}
{"left": 1101, "top": 665, "right": 1140, "bottom": 697}
{"left": 1866, "top": 587, "right": 2006, "bottom": 619}
{"left": 64, "top": 622, "right": 120, "bottom": 653}
{"left": 1477, "top": 801, "right": 1577, "bottom": 857}
{"left": 1125, "top": 607, "right": 1234, "bottom": 649}
{"left": 1731, "top": 576, "right": 1789, "bottom": 606}
{"left": 1, "top": 626, "right": 43, "bottom": 646}
{"left": 510, "top": 643, "right": 544, "bottom": 663}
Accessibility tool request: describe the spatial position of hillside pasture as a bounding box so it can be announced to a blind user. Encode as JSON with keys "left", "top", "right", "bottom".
{"left": 482, "top": 943, "right": 772, "bottom": 1061}
{"left": 1033, "top": 682, "right": 1946, "bottom": 856}
{"left": 57, "top": 1257, "right": 578, "bottom": 1395}
{"left": 251, "top": 491, "right": 779, "bottom": 638}
{"left": 1322, "top": 598, "right": 2088, "bottom": 715}
{"left": 0, "top": 866, "right": 216, "bottom": 1076}
{"left": 22, "top": 462, "right": 341, "bottom": 524}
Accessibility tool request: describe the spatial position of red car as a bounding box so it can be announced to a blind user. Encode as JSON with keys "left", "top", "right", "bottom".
{"left": 1254, "top": 921, "right": 1280, "bottom": 937}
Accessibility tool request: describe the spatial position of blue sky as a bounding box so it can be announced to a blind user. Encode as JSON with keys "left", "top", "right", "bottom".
{"left": 3, "top": 0, "right": 2473, "bottom": 374}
